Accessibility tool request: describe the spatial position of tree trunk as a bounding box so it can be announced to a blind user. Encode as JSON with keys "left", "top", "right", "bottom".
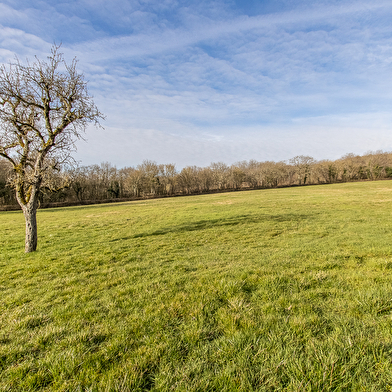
{"left": 22, "top": 201, "right": 38, "bottom": 253}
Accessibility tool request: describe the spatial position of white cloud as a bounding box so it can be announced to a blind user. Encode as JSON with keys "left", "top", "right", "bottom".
{"left": 74, "top": 112, "right": 392, "bottom": 169}
{"left": 1, "top": 0, "right": 392, "bottom": 168}
{"left": 66, "top": 1, "right": 392, "bottom": 61}
{"left": 0, "top": 26, "right": 51, "bottom": 63}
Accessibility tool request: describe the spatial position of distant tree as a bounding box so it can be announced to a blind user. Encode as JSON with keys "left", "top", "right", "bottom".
{"left": 158, "top": 164, "right": 177, "bottom": 195}
{"left": 363, "top": 151, "right": 391, "bottom": 180}
{"left": 257, "top": 161, "right": 278, "bottom": 188}
{"left": 210, "top": 162, "right": 230, "bottom": 190}
{"left": 314, "top": 160, "right": 337, "bottom": 184}
{"left": 0, "top": 158, "right": 14, "bottom": 204}
{"left": 67, "top": 165, "right": 90, "bottom": 201}
{"left": 99, "top": 162, "right": 120, "bottom": 198}
{"left": 230, "top": 163, "right": 246, "bottom": 189}
{"left": 177, "top": 166, "right": 199, "bottom": 194}
{"left": 123, "top": 167, "right": 144, "bottom": 198}
{"left": 198, "top": 167, "right": 214, "bottom": 192}
{"left": 339, "top": 153, "right": 363, "bottom": 181}
{"left": 246, "top": 160, "right": 263, "bottom": 188}
{"left": 37, "top": 159, "right": 70, "bottom": 204}
{"left": 0, "top": 46, "right": 103, "bottom": 252}
{"left": 289, "top": 155, "right": 315, "bottom": 185}
{"left": 137, "top": 160, "right": 160, "bottom": 196}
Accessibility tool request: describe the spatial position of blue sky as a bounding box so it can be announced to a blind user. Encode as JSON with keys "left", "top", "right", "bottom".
{"left": 1, "top": 0, "right": 392, "bottom": 168}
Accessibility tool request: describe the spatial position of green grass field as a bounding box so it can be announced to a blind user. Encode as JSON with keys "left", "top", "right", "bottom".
{"left": 1, "top": 181, "right": 392, "bottom": 391}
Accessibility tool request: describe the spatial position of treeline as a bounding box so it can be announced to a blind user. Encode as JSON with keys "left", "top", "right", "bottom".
{"left": 1, "top": 151, "right": 392, "bottom": 207}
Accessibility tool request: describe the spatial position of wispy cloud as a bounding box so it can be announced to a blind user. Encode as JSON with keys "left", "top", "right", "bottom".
{"left": 68, "top": 1, "right": 392, "bottom": 60}
{"left": 1, "top": 0, "right": 392, "bottom": 167}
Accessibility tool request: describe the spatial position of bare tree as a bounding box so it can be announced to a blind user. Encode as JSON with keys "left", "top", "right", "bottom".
{"left": 137, "top": 160, "right": 160, "bottom": 196}
{"left": 37, "top": 159, "right": 71, "bottom": 204}
{"left": 198, "top": 167, "right": 214, "bottom": 192}
{"left": 229, "top": 164, "right": 246, "bottom": 189}
{"left": 0, "top": 157, "right": 14, "bottom": 204}
{"left": 210, "top": 162, "right": 230, "bottom": 190}
{"left": 177, "top": 166, "right": 199, "bottom": 194}
{"left": 158, "top": 164, "right": 177, "bottom": 195}
{"left": 314, "top": 160, "right": 337, "bottom": 184}
{"left": 289, "top": 155, "right": 315, "bottom": 185}
{"left": 0, "top": 46, "right": 103, "bottom": 252}
{"left": 246, "top": 160, "right": 263, "bottom": 188}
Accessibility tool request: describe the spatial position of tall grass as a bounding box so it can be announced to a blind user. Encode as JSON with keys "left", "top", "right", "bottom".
{"left": 1, "top": 181, "right": 392, "bottom": 390}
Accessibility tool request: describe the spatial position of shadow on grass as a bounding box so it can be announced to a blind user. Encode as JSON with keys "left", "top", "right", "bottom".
{"left": 110, "top": 213, "right": 312, "bottom": 242}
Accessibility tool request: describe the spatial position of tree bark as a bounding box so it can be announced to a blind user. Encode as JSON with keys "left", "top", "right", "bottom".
{"left": 21, "top": 201, "right": 38, "bottom": 253}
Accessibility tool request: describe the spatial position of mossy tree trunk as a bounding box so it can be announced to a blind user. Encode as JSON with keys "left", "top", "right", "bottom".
{"left": 21, "top": 200, "right": 38, "bottom": 252}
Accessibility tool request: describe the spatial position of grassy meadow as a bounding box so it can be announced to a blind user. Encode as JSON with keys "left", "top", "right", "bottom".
{"left": 1, "top": 181, "right": 392, "bottom": 391}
